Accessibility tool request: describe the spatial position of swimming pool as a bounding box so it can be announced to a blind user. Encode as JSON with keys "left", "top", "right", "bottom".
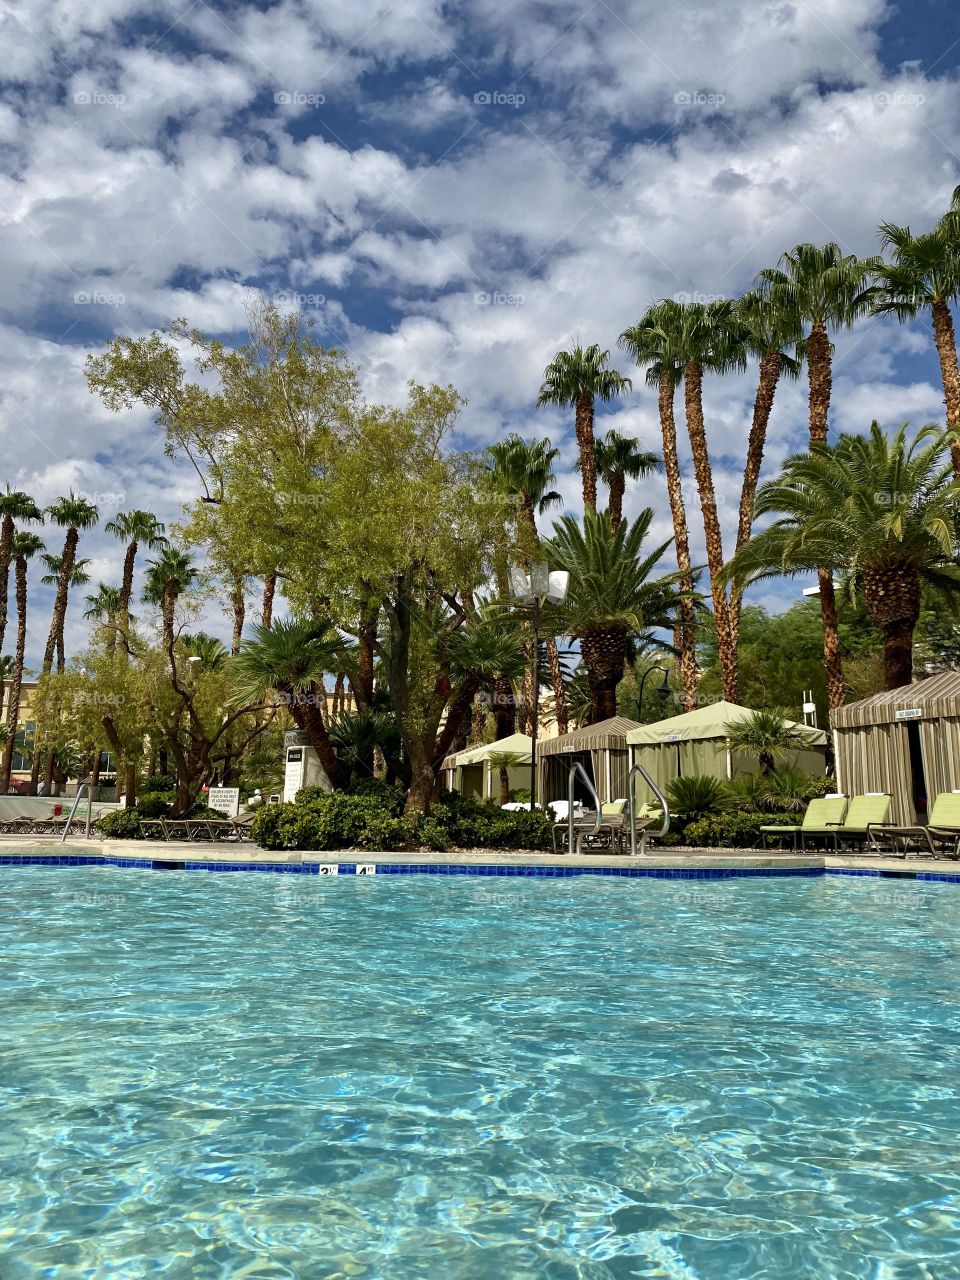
{"left": 3, "top": 869, "right": 960, "bottom": 1278}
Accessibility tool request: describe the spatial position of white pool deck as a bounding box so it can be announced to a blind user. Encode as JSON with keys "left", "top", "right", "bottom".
{"left": 1, "top": 836, "right": 958, "bottom": 877}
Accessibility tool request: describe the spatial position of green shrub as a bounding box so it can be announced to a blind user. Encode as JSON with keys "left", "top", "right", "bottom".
{"left": 135, "top": 794, "right": 174, "bottom": 818}
{"left": 666, "top": 775, "right": 731, "bottom": 820}
{"left": 98, "top": 808, "right": 144, "bottom": 839}
{"left": 683, "top": 810, "right": 795, "bottom": 849}
{"left": 347, "top": 778, "right": 406, "bottom": 814}
{"left": 140, "top": 775, "right": 177, "bottom": 795}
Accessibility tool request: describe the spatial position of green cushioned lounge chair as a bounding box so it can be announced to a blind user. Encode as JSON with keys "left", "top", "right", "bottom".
{"left": 868, "top": 791, "right": 960, "bottom": 859}
{"left": 823, "top": 793, "right": 891, "bottom": 852}
{"left": 760, "top": 795, "right": 847, "bottom": 851}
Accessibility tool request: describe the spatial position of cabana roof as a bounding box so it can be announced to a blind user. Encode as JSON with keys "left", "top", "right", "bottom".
{"left": 627, "top": 700, "right": 827, "bottom": 746}
{"left": 831, "top": 672, "right": 960, "bottom": 729}
{"left": 537, "top": 716, "right": 641, "bottom": 757}
{"left": 442, "top": 731, "right": 533, "bottom": 771}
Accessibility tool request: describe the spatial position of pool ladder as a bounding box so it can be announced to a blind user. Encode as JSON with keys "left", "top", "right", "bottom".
{"left": 563, "top": 761, "right": 670, "bottom": 856}
{"left": 59, "top": 777, "right": 95, "bottom": 842}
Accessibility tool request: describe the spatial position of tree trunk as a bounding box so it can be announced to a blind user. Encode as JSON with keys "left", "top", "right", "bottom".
{"left": 43, "top": 748, "right": 55, "bottom": 794}
{"left": 91, "top": 749, "right": 102, "bottom": 795}
{"left": 56, "top": 629, "right": 65, "bottom": 674}
{"left": 684, "top": 360, "right": 738, "bottom": 703}
{"left": 658, "top": 371, "right": 697, "bottom": 710}
{"left": 575, "top": 391, "right": 598, "bottom": 514}
{"left": 0, "top": 513, "right": 13, "bottom": 658}
{"left": 882, "top": 618, "right": 915, "bottom": 689}
{"left": 545, "top": 636, "right": 568, "bottom": 734}
{"left": 0, "top": 556, "right": 28, "bottom": 793}
{"left": 230, "top": 577, "right": 245, "bottom": 655}
{"left": 124, "top": 761, "right": 137, "bottom": 807}
{"left": 931, "top": 297, "right": 960, "bottom": 474}
{"left": 355, "top": 606, "right": 377, "bottom": 710}
{"left": 162, "top": 582, "right": 176, "bottom": 652}
{"left": 498, "top": 767, "right": 510, "bottom": 807}
{"left": 405, "top": 741, "right": 438, "bottom": 815}
{"left": 806, "top": 327, "right": 844, "bottom": 707}
{"left": 491, "top": 674, "right": 516, "bottom": 738}
{"left": 518, "top": 630, "right": 534, "bottom": 734}
{"left": 607, "top": 471, "right": 625, "bottom": 530}
{"left": 730, "top": 350, "right": 782, "bottom": 648}
{"left": 261, "top": 571, "right": 277, "bottom": 628}
{"left": 297, "top": 687, "right": 347, "bottom": 789}
{"left": 43, "top": 527, "right": 78, "bottom": 673}
{"left": 580, "top": 627, "right": 628, "bottom": 723}
{"left": 119, "top": 538, "right": 138, "bottom": 641}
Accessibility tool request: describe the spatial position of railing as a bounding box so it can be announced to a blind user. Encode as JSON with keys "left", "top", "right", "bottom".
{"left": 625, "top": 762, "right": 671, "bottom": 856}
{"left": 59, "top": 777, "right": 94, "bottom": 843}
{"left": 565, "top": 762, "right": 603, "bottom": 856}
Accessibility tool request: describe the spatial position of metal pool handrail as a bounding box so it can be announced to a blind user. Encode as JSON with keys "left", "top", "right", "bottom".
{"left": 625, "top": 762, "right": 671, "bottom": 857}
{"left": 566, "top": 762, "right": 603, "bottom": 855}
{"left": 60, "top": 777, "right": 94, "bottom": 843}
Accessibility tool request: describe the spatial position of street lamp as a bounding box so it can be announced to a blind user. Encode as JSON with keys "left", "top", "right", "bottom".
{"left": 636, "top": 664, "right": 672, "bottom": 721}
{"left": 510, "top": 563, "right": 569, "bottom": 810}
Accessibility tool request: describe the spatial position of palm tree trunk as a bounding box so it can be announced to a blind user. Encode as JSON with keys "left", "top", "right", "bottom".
{"left": 882, "top": 619, "right": 915, "bottom": 689}
{"left": 162, "top": 583, "right": 176, "bottom": 652}
{"left": 230, "top": 577, "right": 245, "bottom": 655}
{"left": 545, "top": 636, "right": 568, "bottom": 734}
{"left": 518, "top": 631, "right": 534, "bottom": 733}
{"left": 0, "top": 513, "right": 13, "bottom": 658}
{"left": 608, "top": 471, "right": 626, "bottom": 530}
{"left": 730, "top": 349, "right": 782, "bottom": 648}
{"left": 684, "top": 360, "right": 738, "bottom": 703}
{"left": 43, "top": 527, "right": 78, "bottom": 673}
{"left": 56, "top": 629, "right": 65, "bottom": 674}
{"left": 658, "top": 370, "right": 697, "bottom": 710}
{"left": 806, "top": 326, "right": 845, "bottom": 708}
{"left": 0, "top": 556, "right": 27, "bottom": 793}
{"left": 261, "top": 572, "right": 277, "bottom": 628}
{"left": 931, "top": 298, "right": 960, "bottom": 474}
{"left": 498, "top": 767, "right": 510, "bottom": 806}
{"left": 575, "top": 391, "right": 598, "bottom": 513}
{"left": 491, "top": 674, "right": 516, "bottom": 738}
{"left": 119, "top": 538, "right": 138, "bottom": 640}
{"left": 581, "top": 627, "right": 627, "bottom": 722}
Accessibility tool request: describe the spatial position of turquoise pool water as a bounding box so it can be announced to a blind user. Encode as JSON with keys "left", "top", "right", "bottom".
{"left": 2, "top": 870, "right": 960, "bottom": 1278}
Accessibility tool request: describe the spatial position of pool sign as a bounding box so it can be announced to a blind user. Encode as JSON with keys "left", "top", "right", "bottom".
{"left": 207, "top": 786, "right": 241, "bottom": 817}
{"left": 895, "top": 708, "right": 922, "bottom": 721}
{"left": 318, "top": 864, "right": 339, "bottom": 876}
{"left": 356, "top": 864, "right": 377, "bottom": 876}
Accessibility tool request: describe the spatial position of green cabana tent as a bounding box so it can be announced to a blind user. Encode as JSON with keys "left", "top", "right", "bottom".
{"left": 626, "top": 700, "right": 828, "bottom": 804}
{"left": 441, "top": 732, "right": 534, "bottom": 801}
{"left": 536, "top": 716, "right": 642, "bottom": 807}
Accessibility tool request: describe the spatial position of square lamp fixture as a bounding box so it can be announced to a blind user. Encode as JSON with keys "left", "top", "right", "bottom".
{"left": 510, "top": 564, "right": 569, "bottom": 604}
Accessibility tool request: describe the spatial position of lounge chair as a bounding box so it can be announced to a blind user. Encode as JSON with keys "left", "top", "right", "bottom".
{"left": 760, "top": 796, "right": 848, "bottom": 851}
{"left": 576, "top": 800, "right": 629, "bottom": 855}
{"left": 822, "top": 793, "right": 891, "bottom": 853}
{"left": 868, "top": 792, "right": 960, "bottom": 859}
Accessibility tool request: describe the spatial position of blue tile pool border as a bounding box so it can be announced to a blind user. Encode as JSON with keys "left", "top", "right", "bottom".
{"left": 2, "top": 852, "right": 960, "bottom": 882}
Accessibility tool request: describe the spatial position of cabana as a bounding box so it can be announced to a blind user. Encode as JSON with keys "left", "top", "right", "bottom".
{"left": 537, "top": 716, "right": 641, "bottom": 808}
{"left": 831, "top": 672, "right": 960, "bottom": 825}
{"left": 626, "top": 700, "right": 828, "bottom": 805}
{"left": 441, "top": 732, "right": 533, "bottom": 801}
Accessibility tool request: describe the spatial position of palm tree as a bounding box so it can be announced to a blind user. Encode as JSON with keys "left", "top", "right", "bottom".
{"left": 41, "top": 556, "right": 91, "bottom": 673}
{"left": 84, "top": 583, "right": 124, "bottom": 657}
{"left": 0, "top": 655, "right": 12, "bottom": 722}
{"left": 546, "top": 510, "right": 682, "bottom": 722}
{"left": 486, "top": 750, "right": 525, "bottom": 806}
{"left": 537, "top": 344, "right": 632, "bottom": 513}
{"left": 620, "top": 304, "right": 698, "bottom": 709}
{"left": 142, "top": 548, "right": 198, "bottom": 651}
{"left": 105, "top": 510, "right": 168, "bottom": 639}
{"left": 726, "top": 708, "right": 807, "bottom": 776}
{"left": 726, "top": 422, "right": 960, "bottom": 690}
{"left": 1, "top": 531, "right": 43, "bottom": 792}
{"left": 181, "top": 632, "right": 229, "bottom": 672}
{"left": 729, "top": 288, "right": 803, "bottom": 647}
{"left": 871, "top": 216, "right": 960, "bottom": 472}
{"left": 484, "top": 433, "right": 569, "bottom": 732}
{"left": 590, "top": 430, "right": 661, "bottom": 531}
{"left": 42, "top": 495, "right": 99, "bottom": 676}
{"left": 233, "top": 619, "right": 347, "bottom": 789}
{"left": 758, "top": 243, "right": 877, "bottom": 709}
{"left": 0, "top": 489, "right": 42, "bottom": 662}
{"left": 435, "top": 615, "right": 529, "bottom": 766}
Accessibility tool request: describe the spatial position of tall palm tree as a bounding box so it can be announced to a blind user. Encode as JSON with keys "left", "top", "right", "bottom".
{"left": 537, "top": 344, "right": 632, "bottom": 513}
{"left": 83, "top": 583, "right": 124, "bottom": 657}
{"left": 143, "top": 548, "right": 198, "bottom": 652}
{"left": 41, "top": 556, "right": 91, "bottom": 672}
{"left": 546, "top": 510, "right": 682, "bottom": 722}
{"left": 590, "top": 430, "right": 661, "bottom": 531}
{"left": 42, "top": 495, "right": 99, "bottom": 675}
{"left": 0, "top": 489, "right": 42, "bottom": 661}
{"left": 871, "top": 217, "right": 960, "bottom": 472}
{"left": 729, "top": 288, "right": 803, "bottom": 646}
{"left": 619, "top": 303, "right": 696, "bottom": 709}
{"left": 1, "top": 532, "right": 43, "bottom": 793}
{"left": 484, "top": 433, "right": 569, "bottom": 732}
{"left": 105, "top": 510, "right": 168, "bottom": 639}
{"left": 726, "top": 422, "right": 960, "bottom": 690}
{"left": 758, "top": 243, "right": 877, "bottom": 709}
{"left": 233, "top": 619, "right": 347, "bottom": 789}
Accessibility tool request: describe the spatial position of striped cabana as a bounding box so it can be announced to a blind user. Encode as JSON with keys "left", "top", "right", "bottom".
{"left": 831, "top": 672, "right": 960, "bottom": 824}
{"left": 536, "top": 716, "right": 641, "bottom": 807}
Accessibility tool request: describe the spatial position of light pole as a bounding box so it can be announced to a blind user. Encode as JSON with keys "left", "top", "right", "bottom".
{"left": 510, "top": 563, "right": 569, "bottom": 810}
{"left": 636, "top": 664, "right": 672, "bottom": 722}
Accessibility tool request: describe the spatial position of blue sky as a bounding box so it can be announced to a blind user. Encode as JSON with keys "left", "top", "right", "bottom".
{"left": 2, "top": 0, "right": 960, "bottom": 661}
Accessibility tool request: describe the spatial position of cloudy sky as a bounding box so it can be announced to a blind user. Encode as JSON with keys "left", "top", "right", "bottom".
{"left": 2, "top": 0, "right": 960, "bottom": 662}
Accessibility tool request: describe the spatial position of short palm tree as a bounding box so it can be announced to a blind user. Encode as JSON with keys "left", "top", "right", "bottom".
{"left": 485, "top": 750, "right": 525, "bottom": 806}
{"left": 757, "top": 244, "right": 877, "bottom": 709}
{"left": 619, "top": 303, "right": 697, "bottom": 709}
{"left": 1, "top": 531, "right": 43, "bottom": 793}
{"left": 42, "top": 494, "right": 99, "bottom": 676}
{"left": 105, "top": 510, "right": 168, "bottom": 628}
{"left": 726, "top": 708, "right": 806, "bottom": 776}
{"left": 726, "top": 422, "right": 960, "bottom": 690}
{"left": 537, "top": 344, "right": 632, "bottom": 513}
{"left": 233, "top": 619, "right": 346, "bottom": 788}
{"left": 84, "top": 583, "right": 124, "bottom": 657}
{"left": 181, "top": 632, "right": 229, "bottom": 672}
{"left": 590, "top": 429, "right": 661, "bottom": 531}
{"left": 545, "top": 510, "right": 682, "bottom": 722}
{"left": 871, "top": 217, "right": 960, "bottom": 472}
{"left": 0, "top": 488, "right": 42, "bottom": 661}
{"left": 143, "top": 548, "right": 198, "bottom": 651}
